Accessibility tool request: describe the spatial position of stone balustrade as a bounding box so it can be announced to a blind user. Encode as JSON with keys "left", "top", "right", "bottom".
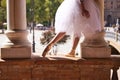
{"left": 0, "top": 55, "right": 119, "bottom": 80}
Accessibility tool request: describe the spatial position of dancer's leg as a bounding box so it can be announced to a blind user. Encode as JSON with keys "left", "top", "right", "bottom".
{"left": 66, "top": 36, "right": 80, "bottom": 57}
{"left": 42, "top": 32, "right": 66, "bottom": 57}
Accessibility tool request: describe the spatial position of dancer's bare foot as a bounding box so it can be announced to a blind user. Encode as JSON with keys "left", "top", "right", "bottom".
{"left": 42, "top": 44, "right": 53, "bottom": 57}
{"left": 65, "top": 54, "right": 75, "bottom": 57}
{"left": 65, "top": 50, "right": 75, "bottom": 57}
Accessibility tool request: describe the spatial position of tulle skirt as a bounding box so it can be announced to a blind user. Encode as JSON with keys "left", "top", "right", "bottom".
{"left": 55, "top": 0, "right": 101, "bottom": 37}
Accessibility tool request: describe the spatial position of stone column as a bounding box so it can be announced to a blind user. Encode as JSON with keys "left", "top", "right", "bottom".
{"left": 0, "top": 0, "right": 31, "bottom": 58}
{"left": 81, "top": 0, "right": 111, "bottom": 58}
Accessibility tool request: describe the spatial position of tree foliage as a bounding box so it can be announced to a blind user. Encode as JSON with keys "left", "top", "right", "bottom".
{"left": 26, "top": 0, "right": 63, "bottom": 26}
{"left": 0, "top": 0, "right": 6, "bottom": 21}
{"left": 0, "top": 0, "right": 64, "bottom": 27}
{"left": 0, "top": 0, "right": 6, "bottom": 28}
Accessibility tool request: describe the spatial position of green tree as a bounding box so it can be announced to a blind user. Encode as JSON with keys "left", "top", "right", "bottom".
{"left": 26, "top": 0, "right": 32, "bottom": 23}
{"left": 34, "top": 0, "right": 46, "bottom": 23}
{"left": 0, "top": 0, "right": 6, "bottom": 23}
{"left": 43, "top": 0, "right": 63, "bottom": 26}
{"left": 26, "top": 0, "right": 63, "bottom": 27}
{"left": 0, "top": 0, "right": 6, "bottom": 32}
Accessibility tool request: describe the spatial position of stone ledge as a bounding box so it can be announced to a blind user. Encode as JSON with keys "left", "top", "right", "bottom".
{"left": 1, "top": 47, "right": 31, "bottom": 59}
{"left": 0, "top": 55, "right": 119, "bottom": 65}
{"left": 0, "top": 55, "right": 119, "bottom": 80}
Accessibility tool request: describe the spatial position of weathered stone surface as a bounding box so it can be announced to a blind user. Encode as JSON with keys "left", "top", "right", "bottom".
{"left": 81, "top": 46, "right": 111, "bottom": 58}
{"left": 1, "top": 47, "right": 31, "bottom": 59}
{"left": 0, "top": 57, "right": 119, "bottom": 80}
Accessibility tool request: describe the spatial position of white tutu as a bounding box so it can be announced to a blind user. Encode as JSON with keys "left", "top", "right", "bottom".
{"left": 55, "top": 0, "right": 101, "bottom": 37}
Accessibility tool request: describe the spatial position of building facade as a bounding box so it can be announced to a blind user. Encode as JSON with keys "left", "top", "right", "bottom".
{"left": 104, "top": 0, "right": 120, "bottom": 26}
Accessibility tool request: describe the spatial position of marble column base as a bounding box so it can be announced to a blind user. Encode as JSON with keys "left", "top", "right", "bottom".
{"left": 0, "top": 30, "right": 32, "bottom": 59}
{"left": 81, "top": 45, "right": 111, "bottom": 58}
{"left": 81, "top": 30, "right": 111, "bottom": 58}
{"left": 1, "top": 46, "right": 31, "bottom": 59}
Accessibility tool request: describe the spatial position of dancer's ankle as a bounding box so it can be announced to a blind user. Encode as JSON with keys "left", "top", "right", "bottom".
{"left": 69, "top": 49, "right": 75, "bottom": 55}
